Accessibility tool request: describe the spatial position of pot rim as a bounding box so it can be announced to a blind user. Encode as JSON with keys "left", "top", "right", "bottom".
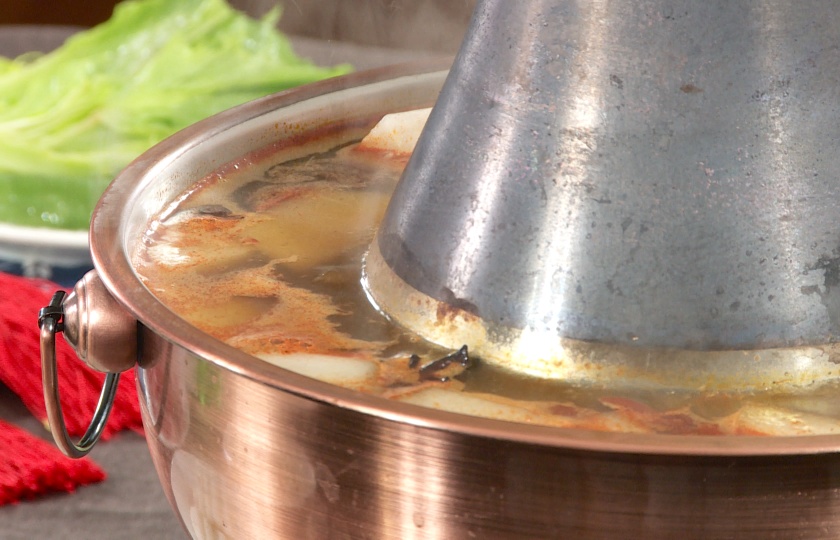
{"left": 89, "top": 59, "right": 840, "bottom": 458}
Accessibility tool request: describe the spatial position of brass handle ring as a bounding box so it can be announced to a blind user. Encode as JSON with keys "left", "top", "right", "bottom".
{"left": 38, "top": 291, "right": 120, "bottom": 458}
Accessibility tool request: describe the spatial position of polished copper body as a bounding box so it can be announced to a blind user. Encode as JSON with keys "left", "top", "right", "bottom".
{"left": 139, "top": 333, "right": 840, "bottom": 539}
{"left": 59, "top": 62, "right": 840, "bottom": 538}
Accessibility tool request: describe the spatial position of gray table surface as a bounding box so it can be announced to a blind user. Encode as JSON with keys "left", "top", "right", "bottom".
{"left": 0, "top": 385, "right": 186, "bottom": 539}
{"left": 0, "top": 26, "right": 442, "bottom": 540}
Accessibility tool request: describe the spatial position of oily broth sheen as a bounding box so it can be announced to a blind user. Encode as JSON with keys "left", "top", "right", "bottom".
{"left": 134, "top": 138, "right": 840, "bottom": 437}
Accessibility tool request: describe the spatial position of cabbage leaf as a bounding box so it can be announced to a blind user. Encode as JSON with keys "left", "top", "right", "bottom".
{"left": 0, "top": 0, "right": 351, "bottom": 229}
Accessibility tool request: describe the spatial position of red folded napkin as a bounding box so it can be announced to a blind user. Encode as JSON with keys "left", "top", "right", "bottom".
{"left": 0, "top": 271, "right": 143, "bottom": 505}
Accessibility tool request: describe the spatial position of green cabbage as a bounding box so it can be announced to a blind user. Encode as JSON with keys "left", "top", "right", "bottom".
{"left": 0, "top": 0, "right": 351, "bottom": 230}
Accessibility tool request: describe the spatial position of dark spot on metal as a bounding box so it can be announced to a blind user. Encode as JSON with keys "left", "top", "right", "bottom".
{"left": 606, "top": 279, "right": 623, "bottom": 297}
{"left": 811, "top": 254, "right": 840, "bottom": 288}
{"left": 680, "top": 83, "right": 703, "bottom": 94}
{"left": 729, "top": 301, "right": 741, "bottom": 311}
{"left": 439, "top": 288, "right": 480, "bottom": 317}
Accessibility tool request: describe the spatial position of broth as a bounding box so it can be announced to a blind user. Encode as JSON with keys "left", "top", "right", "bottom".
{"left": 134, "top": 134, "right": 840, "bottom": 437}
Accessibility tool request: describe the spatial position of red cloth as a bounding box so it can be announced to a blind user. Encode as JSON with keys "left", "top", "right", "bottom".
{"left": 0, "top": 272, "right": 143, "bottom": 505}
{"left": 0, "top": 419, "right": 105, "bottom": 505}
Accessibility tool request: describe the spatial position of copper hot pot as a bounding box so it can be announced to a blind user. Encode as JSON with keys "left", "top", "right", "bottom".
{"left": 39, "top": 0, "right": 840, "bottom": 537}
{"left": 34, "top": 60, "right": 840, "bottom": 540}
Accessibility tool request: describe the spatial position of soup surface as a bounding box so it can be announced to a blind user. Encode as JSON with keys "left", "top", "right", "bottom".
{"left": 134, "top": 119, "right": 840, "bottom": 437}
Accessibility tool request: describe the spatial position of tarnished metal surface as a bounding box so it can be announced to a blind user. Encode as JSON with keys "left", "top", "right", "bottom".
{"left": 364, "top": 240, "right": 840, "bottom": 387}
{"left": 373, "top": 0, "right": 840, "bottom": 357}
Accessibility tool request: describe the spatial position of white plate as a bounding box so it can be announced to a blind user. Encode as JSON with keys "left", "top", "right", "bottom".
{"left": 0, "top": 223, "right": 90, "bottom": 276}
